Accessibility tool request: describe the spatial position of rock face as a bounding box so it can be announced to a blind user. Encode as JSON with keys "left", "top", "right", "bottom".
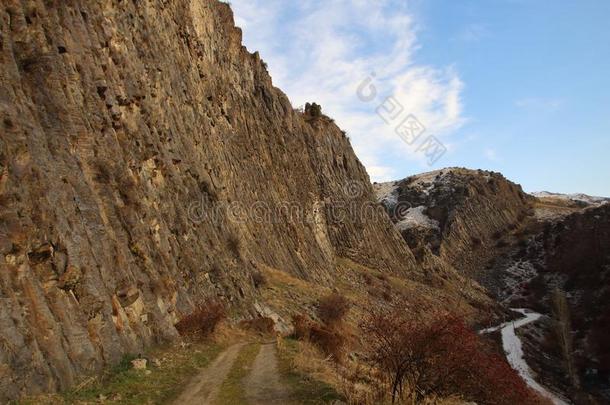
{"left": 375, "top": 168, "right": 533, "bottom": 277}
{"left": 525, "top": 204, "right": 610, "bottom": 398}
{"left": 0, "top": 1, "right": 416, "bottom": 399}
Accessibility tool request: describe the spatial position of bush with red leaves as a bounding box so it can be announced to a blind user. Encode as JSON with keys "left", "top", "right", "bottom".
{"left": 175, "top": 300, "right": 226, "bottom": 338}
{"left": 361, "top": 308, "right": 548, "bottom": 404}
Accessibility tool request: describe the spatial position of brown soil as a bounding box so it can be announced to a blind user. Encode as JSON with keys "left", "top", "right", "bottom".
{"left": 243, "top": 343, "right": 295, "bottom": 405}
{"left": 173, "top": 343, "right": 244, "bottom": 405}
{"left": 175, "top": 342, "right": 294, "bottom": 405}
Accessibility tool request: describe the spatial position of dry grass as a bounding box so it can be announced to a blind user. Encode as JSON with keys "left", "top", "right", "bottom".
{"left": 291, "top": 341, "right": 340, "bottom": 387}
{"left": 277, "top": 339, "right": 345, "bottom": 404}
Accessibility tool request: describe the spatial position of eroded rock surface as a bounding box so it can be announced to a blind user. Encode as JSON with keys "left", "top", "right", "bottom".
{"left": 376, "top": 168, "right": 533, "bottom": 276}
{"left": 0, "top": 1, "right": 416, "bottom": 399}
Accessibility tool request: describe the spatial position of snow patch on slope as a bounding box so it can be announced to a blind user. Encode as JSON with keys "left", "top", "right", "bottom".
{"left": 532, "top": 191, "right": 609, "bottom": 206}
{"left": 396, "top": 206, "right": 440, "bottom": 231}
{"left": 375, "top": 181, "right": 399, "bottom": 209}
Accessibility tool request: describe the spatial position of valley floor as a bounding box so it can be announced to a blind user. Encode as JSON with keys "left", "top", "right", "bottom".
{"left": 482, "top": 309, "right": 569, "bottom": 405}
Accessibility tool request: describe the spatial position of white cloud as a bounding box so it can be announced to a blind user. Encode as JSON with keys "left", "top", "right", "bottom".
{"left": 367, "top": 165, "right": 397, "bottom": 182}
{"left": 484, "top": 148, "right": 498, "bottom": 161}
{"left": 452, "top": 23, "right": 489, "bottom": 43}
{"left": 515, "top": 97, "right": 564, "bottom": 112}
{"left": 229, "top": 0, "right": 466, "bottom": 181}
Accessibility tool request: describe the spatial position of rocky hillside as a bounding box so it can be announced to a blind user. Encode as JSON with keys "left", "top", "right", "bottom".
{"left": 532, "top": 191, "right": 610, "bottom": 207}
{"left": 524, "top": 204, "right": 610, "bottom": 400}
{"left": 375, "top": 168, "right": 534, "bottom": 277}
{"left": 0, "top": 1, "right": 435, "bottom": 399}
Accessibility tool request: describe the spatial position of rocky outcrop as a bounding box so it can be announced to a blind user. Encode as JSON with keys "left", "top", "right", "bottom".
{"left": 525, "top": 204, "right": 610, "bottom": 399}
{"left": 375, "top": 168, "right": 534, "bottom": 277}
{"left": 0, "top": 1, "right": 419, "bottom": 399}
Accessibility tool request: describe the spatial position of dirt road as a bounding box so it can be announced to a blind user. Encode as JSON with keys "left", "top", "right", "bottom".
{"left": 243, "top": 343, "right": 294, "bottom": 404}
{"left": 174, "top": 342, "right": 294, "bottom": 405}
{"left": 173, "top": 343, "right": 244, "bottom": 405}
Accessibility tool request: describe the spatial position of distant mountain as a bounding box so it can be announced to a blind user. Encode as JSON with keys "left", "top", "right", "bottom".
{"left": 374, "top": 168, "right": 533, "bottom": 276}
{"left": 531, "top": 191, "right": 610, "bottom": 206}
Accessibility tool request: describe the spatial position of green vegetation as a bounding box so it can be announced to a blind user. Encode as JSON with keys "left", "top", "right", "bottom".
{"left": 214, "top": 343, "right": 261, "bottom": 405}
{"left": 16, "top": 342, "right": 223, "bottom": 405}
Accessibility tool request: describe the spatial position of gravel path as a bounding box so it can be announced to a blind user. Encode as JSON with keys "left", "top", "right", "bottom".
{"left": 173, "top": 343, "right": 244, "bottom": 405}
{"left": 243, "top": 343, "right": 294, "bottom": 405}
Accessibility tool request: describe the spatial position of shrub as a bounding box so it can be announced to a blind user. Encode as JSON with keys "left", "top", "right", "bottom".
{"left": 251, "top": 271, "right": 267, "bottom": 288}
{"left": 94, "top": 159, "right": 114, "bottom": 183}
{"left": 240, "top": 316, "right": 275, "bottom": 335}
{"left": 304, "top": 102, "right": 322, "bottom": 117}
{"left": 317, "top": 293, "right": 350, "bottom": 326}
{"left": 496, "top": 239, "right": 509, "bottom": 248}
{"left": 292, "top": 314, "right": 312, "bottom": 340}
{"left": 227, "top": 233, "right": 241, "bottom": 258}
{"left": 381, "top": 289, "right": 393, "bottom": 302}
{"left": 118, "top": 175, "right": 139, "bottom": 207}
{"left": 175, "top": 300, "right": 226, "bottom": 338}
{"left": 309, "top": 322, "right": 346, "bottom": 361}
{"left": 361, "top": 307, "right": 545, "bottom": 404}
{"left": 291, "top": 313, "right": 346, "bottom": 362}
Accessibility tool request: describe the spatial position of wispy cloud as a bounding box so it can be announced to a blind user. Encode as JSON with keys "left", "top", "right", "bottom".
{"left": 230, "top": 0, "right": 466, "bottom": 181}
{"left": 452, "top": 23, "right": 490, "bottom": 43}
{"left": 515, "top": 97, "right": 564, "bottom": 112}
{"left": 484, "top": 148, "right": 498, "bottom": 161}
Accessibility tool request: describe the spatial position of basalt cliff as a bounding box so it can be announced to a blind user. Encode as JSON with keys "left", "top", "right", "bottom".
{"left": 0, "top": 1, "right": 494, "bottom": 400}
{"left": 4, "top": 1, "right": 608, "bottom": 403}
{"left": 0, "top": 0, "right": 502, "bottom": 402}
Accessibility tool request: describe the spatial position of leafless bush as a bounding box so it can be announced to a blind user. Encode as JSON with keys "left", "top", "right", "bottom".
{"left": 240, "top": 316, "right": 275, "bottom": 335}
{"left": 317, "top": 293, "right": 350, "bottom": 326}
{"left": 175, "top": 300, "right": 226, "bottom": 339}
{"left": 94, "top": 159, "right": 114, "bottom": 183}
{"left": 309, "top": 322, "right": 346, "bottom": 361}
{"left": 292, "top": 313, "right": 312, "bottom": 340}
{"left": 251, "top": 270, "right": 267, "bottom": 288}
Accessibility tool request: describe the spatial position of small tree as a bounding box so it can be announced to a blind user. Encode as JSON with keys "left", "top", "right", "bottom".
{"left": 305, "top": 102, "right": 322, "bottom": 117}
{"left": 552, "top": 288, "right": 579, "bottom": 389}
{"left": 361, "top": 306, "right": 545, "bottom": 404}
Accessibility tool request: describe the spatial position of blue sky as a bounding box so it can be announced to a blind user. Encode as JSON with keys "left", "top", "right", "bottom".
{"left": 230, "top": 0, "right": 610, "bottom": 196}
